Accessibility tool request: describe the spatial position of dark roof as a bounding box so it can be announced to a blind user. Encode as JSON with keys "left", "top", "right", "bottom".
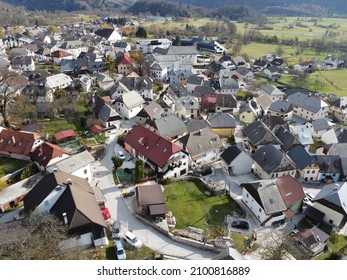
{"left": 23, "top": 172, "right": 106, "bottom": 230}
{"left": 337, "top": 129, "right": 347, "bottom": 143}
{"left": 20, "top": 123, "right": 42, "bottom": 133}
{"left": 268, "top": 100, "right": 293, "bottom": 114}
{"left": 261, "top": 115, "right": 286, "bottom": 131}
{"left": 95, "top": 28, "right": 114, "bottom": 39}
{"left": 275, "top": 126, "right": 300, "bottom": 152}
{"left": 283, "top": 88, "right": 309, "bottom": 98}
{"left": 287, "top": 145, "right": 317, "bottom": 170}
{"left": 252, "top": 145, "right": 293, "bottom": 174}
{"left": 216, "top": 94, "right": 237, "bottom": 108}
{"left": 312, "top": 155, "right": 342, "bottom": 173}
{"left": 12, "top": 55, "right": 33, "bottom": 66}
{"left": 186, "top": 119, "right": 211, "bottom": 133}
{"left": 187, "top": 75, "right": 204, "bottom": 85}
{"left": 136, "top": 184, "right": 165, "bottom": 205}
{"left": 311, "top": 118, "right": 330, "bottom": 132}
{"left": 243, "top": 121, "right": 282, "bottom": 147}
{"left": 193, "top": 85, "right": 214, "bottom": 98}
{"left": 287, "top": 92, "right": 323, "bottom": 113}
{"left": 303, "top": 206, "right": 325, "bottom": 224}
{"left": 220, "top": 146, "right": 243, "bottom": 165}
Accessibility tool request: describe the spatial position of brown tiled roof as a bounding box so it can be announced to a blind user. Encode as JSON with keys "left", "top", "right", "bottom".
{"left": 125, "top": 125, "right": 182, "bottom": 168}
{"left": 54, "top": 129, "right": 76, "bottom": 142}
{"left": 0, "top": 129, "right": 41, "bottom": 156}
{"left": 276, "top": 175, "right": 305, "bottom": 207}
{"left": 31, "top": 142, "right": 71, "bottom": 167}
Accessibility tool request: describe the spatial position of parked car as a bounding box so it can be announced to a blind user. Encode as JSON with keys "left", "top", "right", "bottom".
{"left": 112, "top": 221, "right": 121, "bottom": 239}
{"left": 124, "top": 231, "right": 142, "bottom": 249}
{"left": 118, "top": 150, "right": 126, "bottom": 160}
{"left": 115, "top": 240, "right": 126, "bottom": 260}
{"left": 231, "top": 220, "right": 249, "bottom": 230}
{"left": 303, "top": 192, "right": 314, "bottom": 205}
{"left": 122, "top": 188, "right": 136, "bottom": 197}
{"left": 101, "top": 207, "right": 111, "bottom": 220}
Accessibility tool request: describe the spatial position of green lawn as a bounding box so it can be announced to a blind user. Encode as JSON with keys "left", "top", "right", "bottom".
{"left": 315, "top": 233, "right": 347, "bottom": 260}
{"left": 37, "top": 119, "right": 77, "bottom": 139}
{"left": 234, "top": 16, "right": 347, "bottom": 42}
{"left": 163, "top": 180, "right": 243, "bottom": 230}
{"left": 0, "top": 157, "right": 28, "bottom": 178}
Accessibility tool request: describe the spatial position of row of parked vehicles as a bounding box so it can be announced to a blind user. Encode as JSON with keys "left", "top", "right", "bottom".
{"left": 112, "top": 220, "right": 143, "bottom": 260}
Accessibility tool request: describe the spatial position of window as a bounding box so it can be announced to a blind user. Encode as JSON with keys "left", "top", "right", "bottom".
{"left": 84, "top": 169, "right": 87, "bottom": 174}
{"left": 259, "top": 208, "right": 262, "bottom": 213}
{"left": 246, "top": 193, "right": 249, "bottom": 198}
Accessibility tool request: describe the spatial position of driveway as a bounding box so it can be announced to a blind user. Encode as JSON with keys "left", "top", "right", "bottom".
{"left": 93, "top": 133, "right": 218, "bottom": 260}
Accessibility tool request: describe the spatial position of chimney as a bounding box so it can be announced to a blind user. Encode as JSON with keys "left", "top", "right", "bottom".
{"left": 66, "top": 178, "right": 72, "bottom": 185}
{"left": 62, "top": 212, "right": 68, "bottom": 225}
{"left": 262, "top": 152, "right": 267, "bottom": 161}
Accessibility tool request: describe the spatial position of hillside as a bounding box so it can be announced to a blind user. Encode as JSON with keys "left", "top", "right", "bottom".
{"left": 126, "top": 1, "right": 266, "bottom": 23}
{"left": 167, "top": 0, "right": 347, "bottom": 16}
{"left": 0, "top": 0, "right": 137, "bottom": 12}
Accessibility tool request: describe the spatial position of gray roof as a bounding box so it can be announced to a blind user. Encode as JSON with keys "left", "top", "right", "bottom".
{"left": 186, "top": 119, "right": 211, "bottom": 133}
{"left": 287, "top": 92, "right": 323, "bottom": 113}
{"left": 153, "top": 115, "right": 187, "bottom": 139}
{"left": 53, "top": 150, "right": 95, "bottom": 173}
{"left": 243, "top": 121, "right": 282, "bottom": 147}
{"left": 117, "top": 90, "right": 145, "bottom": 109}
{"left": 313, "top": 182, "right": 347, "bottom": 215}
{"left": 252, "top": 145, "right": 294, "bottom": 174}
{"left": 312, "top": 155, "right": 342, "bottom": 173}
{"left": 156, "top": 45, "right": 198, "bottom": 55}
{"left": 327, "top": 143, "right": 347, "bottom": 157}
{"left": 177, "top": 128, "right": 222, "bottom": 160}
{"left": 143, "top": 102, "right": 164, "bottom": 119}
{"left": 98, "top": 103, "right": 122, "bottom": 124}
{"left": 268, "top": 100, "right": 293, "bottom": 114}
{"left": 287, "top": 145, "right": 317, "bottom": 170}
{"left": 187, "top": 75, "right": 204, "bottom": 85}
{"left": 260, "top": 85, "right": 284, "bottom": 96}
{"left": 311, "top": 118, "right": 330, "bottom": 132}
{"left": 258, "top": 181, "right": 287, "bottom": 214}
{"left": 208, "top": 112, "right": 236, "bottom": 129}
{"left": 12, "top": 55, "right": 33, "bottom": 66}
{"left": 193, "top": 85, "right": 214, "bottom": 98}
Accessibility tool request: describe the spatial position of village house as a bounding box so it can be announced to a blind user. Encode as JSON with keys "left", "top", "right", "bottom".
{"left": 11, "top": 55, "right": 35, "bottom": 72}
{"left": 114, "top": 90, "right": 145, "bottom": 119}
{"left": 45, "top": 73, "right": 73, "bottom": 91}
{"left": 175, "top": 95, "right": 200, "bottom": 120}
{"left": 175, "top": 127, "right": 222, "bottom": 168}
{"left": 23, "top": 172, "right": 108, "bottom": 247}
{"left": 124, "top": 124, "right": 189, "bottom": 179}
{"left": 220, "top": 146, "right": 253, "bottom": 175}
{"left": 242, "top": 175, "right": 305, "bottom": 226}
{"left": 251, "top": 144, "right": 297, "bottom": 180}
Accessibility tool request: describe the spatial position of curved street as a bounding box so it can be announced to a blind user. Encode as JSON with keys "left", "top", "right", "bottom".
{"left": 92, "top": 133, "right": 218, "bottom": 260}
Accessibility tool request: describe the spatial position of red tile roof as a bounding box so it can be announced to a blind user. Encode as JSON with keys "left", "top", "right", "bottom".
{"left": 31, "top": 142, "right": 71, "bottom": 167}
{"left": 125, "top": 125, "right": 182, "bottom": 168}
{"left": 0, "top": 129, "right": 41, "bottom": 156}
{"left": 276, "top": 175, "right": 305, "bottom": 207}
{"left": 54, "top": 129, "right": 77, "bottom": 142}
{"left": 119, "top": 54, "right": 133, "bottom": 65}
{"left": 91, "top": 124, "right": 104, "bottom": 134}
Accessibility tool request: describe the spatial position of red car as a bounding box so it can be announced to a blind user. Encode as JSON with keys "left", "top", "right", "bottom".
{"left": 101, "top": 207, "right": 111, "bottom": 220}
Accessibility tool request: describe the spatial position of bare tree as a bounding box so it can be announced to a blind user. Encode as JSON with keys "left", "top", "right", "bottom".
{"left": 0, "top": 213, "right": 85, "bottom": 260}
{"left": 0, "top": 69, "right": 23, "bottom": 127}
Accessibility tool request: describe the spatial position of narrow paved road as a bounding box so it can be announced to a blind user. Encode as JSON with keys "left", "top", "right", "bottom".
{"left": 92, "top": 134, "right": 218, "bottom": 260}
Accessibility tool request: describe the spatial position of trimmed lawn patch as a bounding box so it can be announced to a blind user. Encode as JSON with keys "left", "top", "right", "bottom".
{"left": 38, "top": 119, "right": 77, "bottom": 139}
{"left": 163, "top": 180, "right": 243, "bottom": 230}
{"left": 0, "top": 157, "right": 28, "bottom": 178}
{"left": 315, "top": 233, "right": 347, "bottom": 260}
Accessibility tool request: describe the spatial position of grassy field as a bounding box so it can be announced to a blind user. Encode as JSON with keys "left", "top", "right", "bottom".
{"left": 141, "top": 17, "right": 218, "bottom": 31}
{"left": 0, "top": 157, "right": 28, "bottom": 178}
{"left": 163, "top": 180, "right": 242, "bottom": 230}
{"left": 234, "top": 16, "right": 347, "bottom": 42}
{"left": 277, "top": 70, "right": 347, "bottom": 97}
{"left": 37, "top": 119, "right": 77, "bottom": 139}
{"left": 315, "top": 233, "right": 347, "bottom": 260}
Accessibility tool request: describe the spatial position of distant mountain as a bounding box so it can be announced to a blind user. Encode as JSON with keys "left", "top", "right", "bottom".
{"left": 127, "top": 1, "right": 266, "bottom": 23}
{"left": 167, "top": 0, "right": 347, "bottom": 16}
{"left": 0, "top": 0, "right": 137, "bottom": 12}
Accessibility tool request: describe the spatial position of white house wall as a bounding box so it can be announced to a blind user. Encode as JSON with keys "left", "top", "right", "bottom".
{"left": 229, "top": 152, "right": 253, "bottom": 175}
{"left": 71, "top": 164, "right": 93, "bottom": 182}
{"left": 313, "top": 202, "right": 344, "bottom": 228}
{"left": 242, "top": 188, "right": 269, "bottom": 223}
{"left": 35, "top": 185, "right": 67, "bottom": 215}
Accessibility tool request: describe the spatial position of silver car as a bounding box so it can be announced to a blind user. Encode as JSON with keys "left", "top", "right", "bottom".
{"left": 112, "top": 221, "right": 121, "bottom": 239}
{"left": 115, "top": 240, "right": 126, "bottom": 260}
